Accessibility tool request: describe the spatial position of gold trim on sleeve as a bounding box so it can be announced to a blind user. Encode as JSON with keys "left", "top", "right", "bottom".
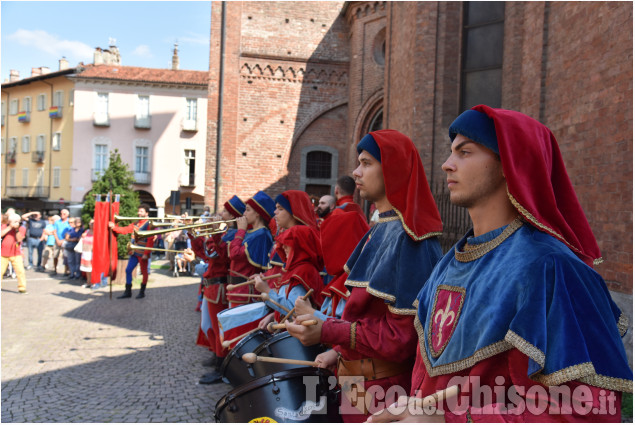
{"left": 617, "top": 312, "right": 629, "bottom": 337}
{"left": 350, "top": 322, "right": 357, "bottom": 351}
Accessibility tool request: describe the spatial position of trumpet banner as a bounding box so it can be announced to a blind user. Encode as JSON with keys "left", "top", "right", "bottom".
{"left": 92, "top": 201, "right": 120, "bottom": 284}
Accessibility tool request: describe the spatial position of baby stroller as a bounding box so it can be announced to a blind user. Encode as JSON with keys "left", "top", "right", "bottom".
{"left": 173, "top": 232, "right": 191, "bottom": 277}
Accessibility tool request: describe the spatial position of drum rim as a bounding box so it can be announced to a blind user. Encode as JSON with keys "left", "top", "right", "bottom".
{"left": 219, "top": 328, "right": 269, "bottom": 374}
{"left": 215, "top": 366, "right": 332, "bottom": 407}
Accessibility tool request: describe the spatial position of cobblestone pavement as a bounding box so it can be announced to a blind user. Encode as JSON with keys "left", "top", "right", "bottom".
{"left": 1, "top": 262, "right": 231, "bottom": 422}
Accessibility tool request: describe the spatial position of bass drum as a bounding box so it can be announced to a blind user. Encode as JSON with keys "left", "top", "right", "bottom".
{"left": 215, "top": 367, "right": 341, "bottom": 423}
{"left": 249, "top": 331, "right": 325, "bottom": 378}
{"left": 220, "top": 329, "right": 270, "bottom": 387}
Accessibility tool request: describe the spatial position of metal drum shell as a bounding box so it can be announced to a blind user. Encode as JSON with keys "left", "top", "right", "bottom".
{"left": 214, "top": 367, "right": 341, "bottom": 423}
{"left": 249, "top": 331, "right": 325, "bottom": 378}
{"left": 219, "top": 329, "right": 270, "bottom": 387}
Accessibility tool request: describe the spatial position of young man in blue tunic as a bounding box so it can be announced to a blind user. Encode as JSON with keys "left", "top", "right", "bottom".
{"left": 368, "top": 106, "right": 632, "bottom": 423}
{"left": 287, "top": 129, "right": 444, "bottom": 421}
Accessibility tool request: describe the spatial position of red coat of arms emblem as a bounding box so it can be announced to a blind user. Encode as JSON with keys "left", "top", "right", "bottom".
{"left": 428, "top": 285, "right": 465, "bottom": 357}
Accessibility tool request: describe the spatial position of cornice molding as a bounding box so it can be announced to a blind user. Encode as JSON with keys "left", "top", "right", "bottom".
{"left": 344, "top": 1, "right": 387, "bottom": 26}
{"left": 240, "top": 61, "right": 348, "bottom": 86}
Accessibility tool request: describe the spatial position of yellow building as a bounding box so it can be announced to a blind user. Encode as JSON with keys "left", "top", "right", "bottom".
{"left": 1, "top": 63, "right": 76, "bottom": 213}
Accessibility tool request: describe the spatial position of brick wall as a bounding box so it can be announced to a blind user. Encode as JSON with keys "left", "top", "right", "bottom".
{"left": 206, "top": 1, "right": 349, "bottom": 205}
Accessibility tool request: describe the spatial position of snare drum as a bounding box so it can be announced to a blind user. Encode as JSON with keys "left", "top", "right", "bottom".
{"left": 215, "top": 367, "right": 341, "bottom": 423}
{"left": 220, "top": 329, "right": 270, "bottom": 387}
{"left": 249, "top": 331, "right": 325, "bottom": 378}
{"left": 217, "top": 302, "right": 270, "bottom": 347}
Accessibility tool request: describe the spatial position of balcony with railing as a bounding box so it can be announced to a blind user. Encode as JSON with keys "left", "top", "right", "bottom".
{"left": 5, "top": 151, "right": 16, "bottom": 164}
{"left": 134, "top": 171, "right": 151, "bottom": 185}
{"left": 93, "top": 112, "right": 110, "bottom": 127}
{"left": 5, "top": 186, "right": 50, "bottom": 198}
{"left": 91, "top": 169, "right": 105, "bottom": 182}
{"left": 49, "top": 105, "right": 63, "bottom": 119}
{"left": 18, "top": 111, "right": 30, "bottom": 123}
{"left": 179, "top": 173, "right": 196, "bottom": 187}
{"left": 181, "top": 118, "right": 197, "bottom": 132}
{"left": 32, "top": 151, "right": 46, "bottom": 163}
{"left": 134, "top": 116, "right": 151, "bottom": 129}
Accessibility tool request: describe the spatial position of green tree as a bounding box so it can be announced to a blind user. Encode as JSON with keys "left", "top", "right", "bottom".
{"left": 82, "top": 149, "right": 139, "bottom": 258}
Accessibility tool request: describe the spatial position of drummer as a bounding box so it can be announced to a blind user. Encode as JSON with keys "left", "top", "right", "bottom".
{"left": 189, "top": 195, "right": 245, "bottom": 385}
{"left": 254, "top": 225, "right": 324, "bottom": 323}
{"left": 255, "top": 190, "right": 322, "bottom": 328}
{"left": 286, "top": 130, "right": 443, "bottom": 421}
{"left": 294, "top": 209, "right": 369, "bottom": 321}
{"left": 227, "top": 190, "right": 275, "bottom": 307}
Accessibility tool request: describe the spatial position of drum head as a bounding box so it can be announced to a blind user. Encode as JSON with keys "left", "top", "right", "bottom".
{"left": 220, "top": 329, "right": 270, "bottom": 387}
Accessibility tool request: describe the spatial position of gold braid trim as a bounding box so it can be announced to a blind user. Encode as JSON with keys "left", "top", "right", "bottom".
{"left": 454, "top": 217, "right": 523, "bottom": 262}
{"left": 578, "top": 374, "right": 634, "bottom": 393}
{"left": 617, "top": 312, "right": 629, "bottom": 337}
{"left": 377, "top": 215, "right": 400, "bottom": 223}
{"left": 244, "top": 241, "right": 266, "bottom": 269}
{"left": 393, "top": 207, "right": 443, "bottom": 242}
{"left": 422, "top": 339, "right": 513, "bottom": 377}
{"left": 387, "top": 304, "right": 417, "bottom": 315}
{"left": 365, "top": 285, "right": 397, "bottom": 302}
{"left": 344, "top": 264, "right": 351, "bottom": 274}
{"left": 508, "top": 191, "right": 603, "bottom": 265}
{"left": 531, "top": 362, "right": 595, "bottom": 386}
{"left": 413, "top": 299, "right": 420, "bottom": 309}
{"left": 345, "top": 278, "right": 368, "bottom": 288}
{"left": 350, "top": 322, "right": 357, "bottom": 351}
{"left": 505, "top": 330, "right": 546, "bottom": 367}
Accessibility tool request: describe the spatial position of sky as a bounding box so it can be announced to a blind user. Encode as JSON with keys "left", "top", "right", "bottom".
{"left": 1, "top": 1, "right": 212, "bottom": 82}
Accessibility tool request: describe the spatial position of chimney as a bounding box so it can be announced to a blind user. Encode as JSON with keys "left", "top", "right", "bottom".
{"left": 9, "top": 70, "right": 19, "bottom": 82}
{"left": 172, "top": 42, "right": 179, "bottom": 70}
{"left": 41, "top": 67, "right": 50, "bottom": 74}
{"left": 94, "top": 47, "right": 104, "bottom": 65}
{"left": 59, "top": 57, "right": 69, "bottom": 70}
{"left": 31, "top": 67, "right": 42, "bottom": 77}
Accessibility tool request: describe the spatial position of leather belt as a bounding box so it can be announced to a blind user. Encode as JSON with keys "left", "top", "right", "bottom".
{"left": 203, "top": 277, "right": 227, "bottom": 287}
{"left": 228, "top": 276, "right": 246, "bottom": 285}
{"left": 337, "top": 356, "right": 412, "bottom": 381}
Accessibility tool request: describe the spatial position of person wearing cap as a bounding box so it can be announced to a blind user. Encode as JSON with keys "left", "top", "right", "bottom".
{"left": 108, "top": 203, "right": 155, "bottom": 299}
{"left": 368, "top": 106, "right": 632, "bottom": 423}
{"left": 254, "top": 190, "right": 322, "bottom": 329}
{"left": 227, "top": 190, "right": 275, "bottom": 307}
{"left": 191, "top": 195, "right": 245, "bottom": 385}
{"left": 287, "top": 130, "right": 444, "bottom": 421}
{"left": 294, "top": 209, "right": 370, "bottom": 321}
{"left": 255, "top": 224, "right": 324, "bottom": 327}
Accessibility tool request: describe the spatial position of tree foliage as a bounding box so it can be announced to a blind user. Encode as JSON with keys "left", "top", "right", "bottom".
{"left": 82, "top": 149, "right": 139, "bottom": 258}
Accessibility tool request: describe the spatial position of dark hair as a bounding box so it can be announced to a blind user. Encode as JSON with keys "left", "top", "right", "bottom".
{"left": 139, "top": 203, "right": 151, "bottom": 213}
{"left": 336, "top": 175, "right": 356, "bottom": 196}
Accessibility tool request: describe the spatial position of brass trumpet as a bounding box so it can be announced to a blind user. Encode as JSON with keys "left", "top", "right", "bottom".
{"left": 126, "top": 242, "right": 186, "bottom": 254}
{"left": 134, "top": 218, "right": 237, "bottom": 238}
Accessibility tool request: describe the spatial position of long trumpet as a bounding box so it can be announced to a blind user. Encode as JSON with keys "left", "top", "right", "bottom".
{"left": 127, "top": 242, "right": 185, "bottom": 254}
{"left": 134, "top": 218, "right": 237, "bottom": 238}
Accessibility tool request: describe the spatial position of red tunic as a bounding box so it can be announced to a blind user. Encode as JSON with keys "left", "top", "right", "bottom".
{"left": 228, "top": 229, "right": 263, "bottom": 306}
{"left": 335, "top": 195, "right": 365, "bottom": 218}
{"left": 321, "top": 287, "right": 417, "bottom": 421}
{"left": 191, "top": 233, "right": 229, "bottom": 357}
{"left": 410, "top": 345, "right": 621, "bottom": 422}
{"left": 110, "top": 220, "right": 154, "bottom": 256}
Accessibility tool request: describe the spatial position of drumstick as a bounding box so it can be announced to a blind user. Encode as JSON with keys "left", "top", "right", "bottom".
{"left": 269, "top": 319, "right": 317, "bottom": 330}
{"left": 260, "top": 293, "right": 290, "bottom": 314}
{"left": 226, "top": 273, "right": 282, "bottom": 291}
{"left": 242, "top": 353, "right": 318, "bottom": 367}
{"left": 278, "top": 289, "right": 314, "bottom": 324}
{"left": 228, "top": 293, "right": 264, "bottom": 298}
{"left": 221, "top": 328, "right": 259, "bottom": 348}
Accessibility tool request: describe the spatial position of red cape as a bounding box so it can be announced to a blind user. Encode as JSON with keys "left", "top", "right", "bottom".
{"left": 473, "top": 105, "right": 601, "bottom": 266}
{"left": 369, "top": 129, "right": 443, "bottom": 240}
